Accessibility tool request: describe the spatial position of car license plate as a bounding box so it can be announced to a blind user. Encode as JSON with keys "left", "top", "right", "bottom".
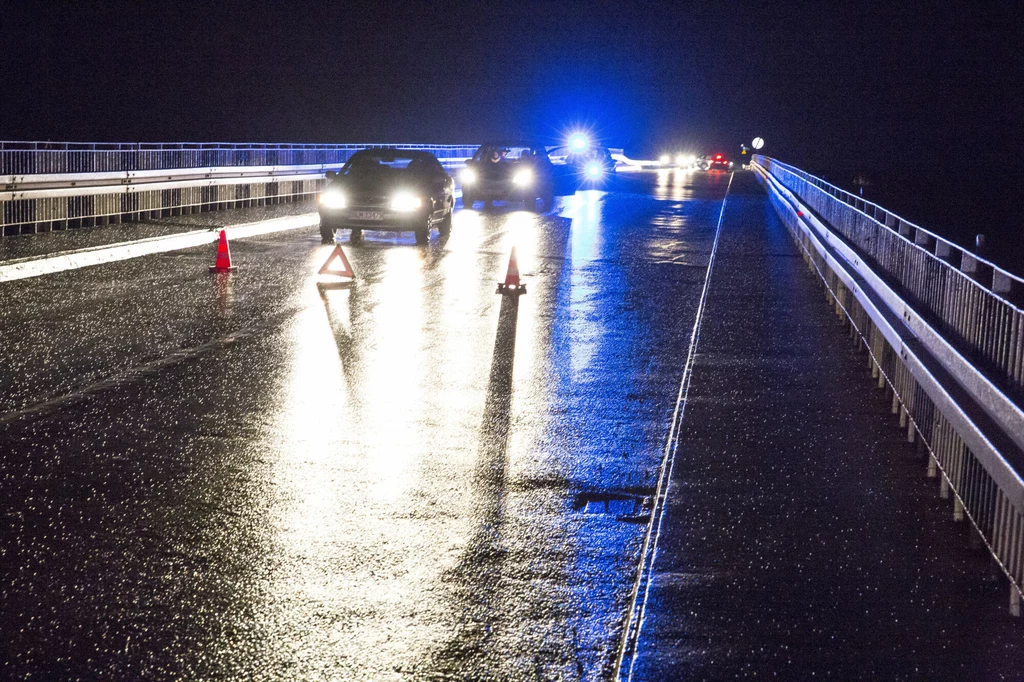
{"left": 352, "top": 210, "right": 383, "bottom": 221}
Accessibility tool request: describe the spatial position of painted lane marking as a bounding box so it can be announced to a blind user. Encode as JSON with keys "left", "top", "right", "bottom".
{"left": 614, "top": 172, "right": 735, "bottom": 680}
{"left": 0, "top": 213, "right": 318, "bottom": 283}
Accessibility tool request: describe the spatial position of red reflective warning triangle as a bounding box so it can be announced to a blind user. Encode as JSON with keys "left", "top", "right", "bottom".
{"left": 318, "top": 244, "right": 355, "bottom": 278}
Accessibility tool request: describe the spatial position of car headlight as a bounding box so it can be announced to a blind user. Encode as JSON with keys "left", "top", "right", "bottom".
{"left": 659, "top": 154, "right": 670, "bottom": 165}
{"left": 390, "top": 192, "right": 422, "bottom": 212}
{"left": 512, "top": 168, "right": 533, "bottom": 186}
{"left": 319, "top": 189, "right": 346, "bottom": 209}
{"left": 461, "top": 168, "right": 477, "bottom": 184}
{"left": 585, "top": 162, "right": 604, "bottom": 179}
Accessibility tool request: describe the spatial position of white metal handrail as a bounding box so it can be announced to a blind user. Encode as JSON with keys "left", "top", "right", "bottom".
{"left": 754, "top": 155, "right": 1024, "bottom": 292}
{"left": 755, "top": 156, "right": 1024, "bottom": 399}
{"left": 0, "top": 141, "right": 480, "bottom": 175}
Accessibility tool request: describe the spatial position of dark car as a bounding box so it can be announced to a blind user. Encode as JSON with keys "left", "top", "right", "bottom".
{"left": 558, "top": 145, "right": 616, "bottom": 184}
{"left": 460, "top": 142, "right": 557, "bottom": 211}
{"left": 318, "top": 149, "right": 454, "bottom": 244}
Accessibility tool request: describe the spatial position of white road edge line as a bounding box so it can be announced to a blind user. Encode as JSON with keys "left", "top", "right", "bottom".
{"left": 0, "top": 213, "right": 319, "bottom": 283}
{"left": 614, "top": 172, "right": 735, "bottom": 681}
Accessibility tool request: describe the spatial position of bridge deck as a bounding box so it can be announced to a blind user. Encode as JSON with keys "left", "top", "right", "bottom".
{"left": 0, "top": 171, "right": 1019, "bottom": 679}
{"left": 629, "top": 172, "right": 1023, "bottom": 680}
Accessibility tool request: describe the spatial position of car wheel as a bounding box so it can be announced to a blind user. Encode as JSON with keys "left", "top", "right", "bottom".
{"left": 540, "top": 188, "right": 555, "bottom": 212}
{"left": 438, "top": 209, "right": 452, "bottom": 236}
{"left": 320, "top": 221, "right": 336, "bottom": 244}
{"left": 415, "top": 224, "right": 429, "bottom": 244}
{"left": 350, "top": 228, "right": 362, "bottom": 243}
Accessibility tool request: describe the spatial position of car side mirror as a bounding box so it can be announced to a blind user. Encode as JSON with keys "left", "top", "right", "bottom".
{"left": 325, "top": 170, "right": 337, "bottom": 180}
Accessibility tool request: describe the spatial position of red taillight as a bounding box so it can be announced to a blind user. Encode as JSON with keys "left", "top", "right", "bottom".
{"left": 715, "top": 154, "right": 722, "bottom": 159}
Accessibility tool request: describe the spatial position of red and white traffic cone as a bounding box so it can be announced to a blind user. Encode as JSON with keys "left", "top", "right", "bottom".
{"left": 209, "top": 230, "right": 236, "bottom": 273}
{"left": 496, "top": 247, "right": 526, "bottom": 295}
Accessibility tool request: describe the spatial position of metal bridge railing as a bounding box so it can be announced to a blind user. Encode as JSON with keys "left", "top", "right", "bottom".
{"left": 1, "top": 141, "right": 478, "bottom": 236}
{"left": 1, "top": 141, "right": 479, "bottom": 175}
{"left": 754, "top": 156, "right": 1024, "bottom": 615}
{"left": 755, "top": 155, "right": 1024, "bottom": 397}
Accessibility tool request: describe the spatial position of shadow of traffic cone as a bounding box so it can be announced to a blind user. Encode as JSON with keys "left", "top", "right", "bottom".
{"left": 496, "top": 246, "right": 526, "bottom": 295}
{"left": 318, "top": 244, "right": 355, "bottom": 279}
{"left": 209, "top": 230, "right": 236, "bottom": 272}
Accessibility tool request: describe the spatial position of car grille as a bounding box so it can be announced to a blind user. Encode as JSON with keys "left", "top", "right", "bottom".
{"left": 348, "top": 194, "right": 389, "bottom": 208}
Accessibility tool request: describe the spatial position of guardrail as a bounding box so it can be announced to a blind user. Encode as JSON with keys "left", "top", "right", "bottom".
{"left": 755, "top": 156, "right": 1024, "bottom": 395}
{"left": 753, "top": 155, "right": 1024, "bottom": 615}
{"left": 1, "top": 142, "right": 477, "bottom": 236}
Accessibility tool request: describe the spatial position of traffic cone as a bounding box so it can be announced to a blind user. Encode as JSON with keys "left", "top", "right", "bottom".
{"left": 318, "top": 244, "right": 355, "bottom": 279}
{"left": 496, "top": 246, "right": 526, "bottom": 295}
{"left": 209, "top": 230, "right": 236, "bottom": 272}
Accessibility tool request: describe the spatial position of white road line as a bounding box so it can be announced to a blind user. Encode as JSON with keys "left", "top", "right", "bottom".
{"left": 0, "top": 213, "right": 318, "bottom": 283}
{"left": 614, "top": 172, "right": 735, "bottom": 681}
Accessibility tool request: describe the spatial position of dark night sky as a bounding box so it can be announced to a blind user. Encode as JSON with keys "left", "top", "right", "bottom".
{"left": 3, "top": 1, "right": 1023, "bottom": 262}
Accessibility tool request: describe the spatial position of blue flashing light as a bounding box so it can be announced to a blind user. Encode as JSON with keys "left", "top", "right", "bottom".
{"left": 569, "top": 133, "right": 589, "bottom": 152}
{"left": 585, "top": 162, "right": 603, "bottom": 179}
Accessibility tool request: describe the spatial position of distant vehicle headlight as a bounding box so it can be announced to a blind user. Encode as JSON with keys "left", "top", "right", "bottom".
{"left": 461, "top": 168, "right": 477, "bottom": 184}
{"left": 390, "top": 192, "right": 422, "bottom": 212}
{"left": 686, "top": 154, "right": 697, "bottom": 167}
{"left": 319, "top": 189, "right": 346, "bottom": 209}
{"left": 659, "top": 154, "right": 671, "bottom": 165}
{"left": 512, "top": 168, "right": 533, "bottom": 186}
{"left": 675, "top": 153, "right": 687, "bottom": 167}
{"left": 585, "top": 162, "right": 604, "bottom": 179}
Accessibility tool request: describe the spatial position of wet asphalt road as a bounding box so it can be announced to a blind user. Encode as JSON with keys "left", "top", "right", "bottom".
{"left": 0, "top": 171, "right": 730, "bottom": 680}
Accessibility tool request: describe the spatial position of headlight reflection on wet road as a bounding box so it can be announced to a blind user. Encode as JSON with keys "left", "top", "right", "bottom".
{"left": 249, "top": 244, "right": 443, "bottom": 675}
{"left": 559, "top": 191, "right": 607, "bottom": 376}
{"left": 654, "top": 167, "right": 699, "bottom": 201}
{"left": 493, "top": 210, "right": 542, "bottom": 388}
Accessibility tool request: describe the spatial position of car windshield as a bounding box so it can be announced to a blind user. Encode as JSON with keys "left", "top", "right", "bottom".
{"left": 342, "top": 152, "right": 430, "bottom": 176}
{"left": 548, "top": 146, "right": 608, "bottom": 165}
{"left": 475, "top": 146, "right": 537, "bottom": 163}
{"left": 560, "top": 147, "right": 608, "bottom": 159}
